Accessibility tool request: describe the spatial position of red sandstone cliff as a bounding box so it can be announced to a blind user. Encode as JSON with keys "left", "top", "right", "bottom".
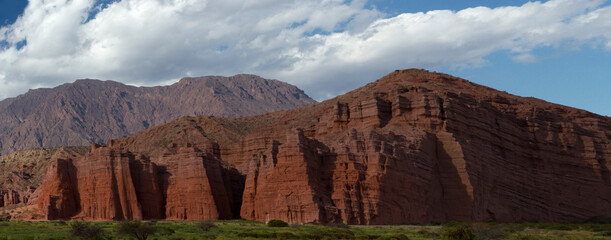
{"left": 35, "top": 69, "right": 610, "bottom": 223}
{"left": 0, "top": 147, "right": 88, "bottom": 210}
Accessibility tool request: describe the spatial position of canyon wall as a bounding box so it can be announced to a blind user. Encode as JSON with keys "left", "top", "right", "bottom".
{"left": 32, "top": 69, "right": 610, "bottom": 223}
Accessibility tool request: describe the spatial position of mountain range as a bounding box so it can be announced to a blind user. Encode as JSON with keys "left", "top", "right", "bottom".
{"left": 2, "top": 69, "right": 606, "bottom": 223}
{"left": 0, "top": 74, "right": 316, "bottom": 155}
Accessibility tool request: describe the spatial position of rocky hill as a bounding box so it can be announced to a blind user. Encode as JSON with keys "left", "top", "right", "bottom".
{"left": 10, "top": 69, "right": 610, "bottom": 223}
{"left": 0, "top": 74, "right": 316, "bottom": 155}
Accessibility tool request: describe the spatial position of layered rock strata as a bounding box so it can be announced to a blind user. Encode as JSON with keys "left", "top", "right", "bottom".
{"left": 33, "top": 69, "right": 610, "bottom": 223}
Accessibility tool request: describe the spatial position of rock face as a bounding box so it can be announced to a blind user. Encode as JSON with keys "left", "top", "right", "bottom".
{"left": 0, "top": 75, "right": 316, "bottom": 155}
{"left": 37, "top": 143, "right": 244, "bottom": 221}
{"left": 34, "top": 69, "right": 610, "bottom": 223}
{"left": 38, "top": 144, "right": 164, "bottom": 220}
{"left": 0, "top": 147, "right": 88, "bottom": 209}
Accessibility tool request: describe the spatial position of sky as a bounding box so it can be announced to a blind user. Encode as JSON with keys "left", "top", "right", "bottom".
{"left": 0, "top": 0, "right": 609, "bottom": 116}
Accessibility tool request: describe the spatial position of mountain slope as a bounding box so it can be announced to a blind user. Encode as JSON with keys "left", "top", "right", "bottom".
{"left": 0, "top": 74, "right": 316, "bottom": 155}
{"left": 25, "top": 69, "right": 611, "bottom": 223}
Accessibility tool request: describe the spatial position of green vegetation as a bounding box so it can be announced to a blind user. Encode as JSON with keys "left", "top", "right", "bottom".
{"left": 69, "top": 221, "right": 106, "bottom": 240}
{"left": 197, "top": 220, "right": 217, "bottom": 231}
{"left": 440, "top": 225, "right": 475, "bottom": 240}
{"left": 116, "top": 220, "right": 158, "bottom": 240}
{"left": 266, "top": 219, "right": 289, "bottom": 227}
{"left": 0, "top": 220, "right": 608, "bottom": 240}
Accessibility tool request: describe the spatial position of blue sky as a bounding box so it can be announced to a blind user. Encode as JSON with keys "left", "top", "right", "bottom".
{"left": 0, "top": 0, "right": 609, "bottom": 116}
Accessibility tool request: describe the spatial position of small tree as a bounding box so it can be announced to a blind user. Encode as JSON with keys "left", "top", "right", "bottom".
{"left": 116, "top": 220, "right": 157, "bottom": 240}
{"left": 267, "top": 219, "right": 288, "bottom": 227}
{"left": 69, "top": 221, "right": 106, "bottom": 240}
{"left": 197, "top": 220, "right": 217, "bottom": 231}
{"left": 441, "top": 225, "right": 475, "bottom": 240}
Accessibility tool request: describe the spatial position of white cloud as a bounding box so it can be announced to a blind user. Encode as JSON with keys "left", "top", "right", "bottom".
{"left": 512, "top": 53, "right": 537, "bottom": 63}
{"left": 0, "top": 0, "right": 610, "bottom": 100}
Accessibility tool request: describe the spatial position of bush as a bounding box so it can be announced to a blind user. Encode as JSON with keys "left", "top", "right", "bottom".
{"left": 276, "top": 231, "right": 298, "bottom": 239}
{"left": 416, "top": 229, "right": 439, "bottom": 238}
{"left": 377, "top": 233, "right": 409, "bottom": 240}
{"left": 327, "top": 227, "right": 355, "bottom": 239}
{"left": 509, "top": 233, "right": 542, "bottom": 240}
{"left": 441, "top": 225, "right": 475, "bottom": 240}
{"left": 298, "top": 228, "right": 354, "bottom": 240}
{"left": 326, "top": 222, "right": 349, "bottom": 228}
{"left": 116, "top": 220, "right": 158, "bottom": 240}
{"left": 197, "top": 220, "right": 217, "bottom": 231}
{"left": 156, "top": 226, "right": 176, "bottom": 236}
{"left": 470, "top": 223, "right": 507, "bottom": 240}
{"left": 267, "top": 219, "right": 289, "bottom": 227}
{"left": 237, "top": 230, "right": 279, "bottom": 238}
{"left": 585, "top": 215, "right": 611, "bottom": 224}
{"left": 201, "top": 230, "right": 220, "bottom": 239}
{"left": 69, "top": 221, "right": 106, "bottom": 240}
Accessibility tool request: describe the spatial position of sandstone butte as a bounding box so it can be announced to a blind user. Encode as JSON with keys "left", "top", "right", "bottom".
{"left": 14, "top": 69, "right": 611, "bottom": 224}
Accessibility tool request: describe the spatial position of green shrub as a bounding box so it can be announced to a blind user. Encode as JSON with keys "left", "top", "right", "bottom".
{"left": 156, "top": 226, "right": 176, "bottom": 235}
{"left": 197, "top": 220, "right": 216, "bottom": 231}
{"left": 377, "top": 233, "right": 409, "bottom": 240}
{"left": 594, "top": 231, "right": 611, "bottom": 237}
{"left": 116, "top": 220, "right": 158, "bottom": 240}
{"left": 276, "top": 231, "right": 298, "bottom": 239}
{"left": 327, "top": 227, "right": 355, "bottom": 239}
{"left": 298, "top": 228, "right": 355, "bottom": 240}
{"left": 585, "top": 215, "right": 611, "bottom": 224}
{"left": 267, "top": 219, "right": 289, "bottom": 227}
{"left": 69, "top": 221, "right": 106, "bottom": 240}
{"left": 471, "top": 223, "right": 507, "bottom": 240}
{"left": 327, "top": 222, "right": 349, "bottom": 228}
{"left": 237, "top": 230, "right": 279, "bottom": 238}
{"left": 201, "top": 230, "right": 220, "bottom": 239}
{"left": 441, "top": 225, "right": 475, "bottom": 240}
{"left": 509, "top": 233, "right": 542, "bottom": 240}
{"left": 416, "top": 229, "right": 439, "bottom": 237}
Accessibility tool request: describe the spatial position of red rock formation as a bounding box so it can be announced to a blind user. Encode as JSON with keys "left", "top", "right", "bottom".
{"left": 1, "top": 190, "right": 28, "bottom": 207}
{"left": 36, "top": 143, "right": 244, "bottom": 220}
{"left": 37, "top": 158, "right": 78, "bottom": 220}
{"left": 33, "top": 69, "right": 610, "bottom": 223}
{"left": 158, "top": 146, "right": 233, "bottom": 220}
{"left": 38, "top": 144, "right": 164, "bottom": 220}
{"left": 0, "top": 147, "right": 88, "bottom": 211}
{"left": 236, "top": 70, "right": 610, "bottom": 224}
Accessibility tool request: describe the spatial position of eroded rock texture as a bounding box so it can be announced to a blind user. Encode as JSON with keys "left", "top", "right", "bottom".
{"left": 0, "top": 147, "right": 88, "bottom": 210}
{"left": 38, "top": 143, "right": 164, "bottom": 220}
{"left": 34, "top": 69, "right": 610, "bottom": 223}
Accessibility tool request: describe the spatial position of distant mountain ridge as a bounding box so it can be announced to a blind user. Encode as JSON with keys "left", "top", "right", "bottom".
{"left": 0, "top": 74, "right": 316, "bottom": 155}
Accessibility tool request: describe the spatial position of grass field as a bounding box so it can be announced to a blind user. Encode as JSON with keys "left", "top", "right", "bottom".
{"left": 0, "top": 219, "right": 609, "bottom": 240}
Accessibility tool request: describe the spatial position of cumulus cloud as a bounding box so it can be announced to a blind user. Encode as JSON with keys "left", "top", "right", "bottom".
{"left": 0, "top": 0, "right": 610, "bottom": 100}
